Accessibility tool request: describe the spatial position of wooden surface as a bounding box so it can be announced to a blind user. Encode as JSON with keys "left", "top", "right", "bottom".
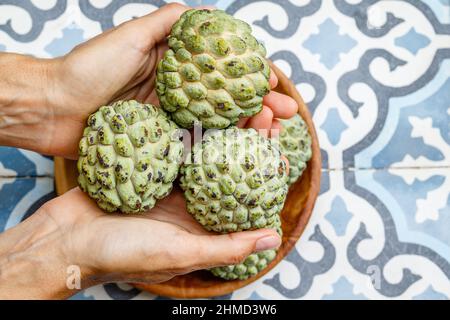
{"left": 54, "top": 63, "right": 321, "bottom": 298}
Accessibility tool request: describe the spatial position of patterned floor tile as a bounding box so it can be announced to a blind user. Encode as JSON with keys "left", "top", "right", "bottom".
{"left": 0, "top": 177, "right": 55, "bottom": 232}
{"left": 218, "top": 0, "right": 450, "bottom": 170}
{"left": 0, "top": 147, "right": 53, "bottom": 177}
{"left": 0, "top": 0, "right": 449, "bottom": 300}
{"left": 353, "top": 59, "right": 450, "bottom": 170}
{"left": 71, "top": 167, "right": 450, "bottom": 300}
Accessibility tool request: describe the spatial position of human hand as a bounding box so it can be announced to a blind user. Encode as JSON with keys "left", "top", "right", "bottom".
{"left": 42, "top": 3, "right": 297, "bottom": 159}
{"left": 0, "top": 187, "right": 281, "bottom": 299}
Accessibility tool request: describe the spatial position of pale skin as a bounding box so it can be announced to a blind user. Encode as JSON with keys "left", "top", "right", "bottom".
{"left": 0, "top": 3, "right": 298, "bottom": 299}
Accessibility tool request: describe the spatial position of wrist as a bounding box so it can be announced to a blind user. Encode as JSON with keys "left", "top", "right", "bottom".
{"left": 0, "top": 205, "right": 98, "bottom": 299}
{"left": 0, "top": 53, "right": 60, "bottom": 154}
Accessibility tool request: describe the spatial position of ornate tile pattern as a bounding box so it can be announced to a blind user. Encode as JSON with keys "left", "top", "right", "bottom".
{"left": 0, "top": 0, "right": 449, "bottom": 300}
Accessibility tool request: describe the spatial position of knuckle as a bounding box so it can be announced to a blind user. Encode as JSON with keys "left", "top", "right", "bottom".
{"left": 263, "top": 105, "right": 273, "bottom": 117}
{"left": 224, "top": 234, "right": 250, "bottom": 265}
{"left": 184, "top": 239, "right": 207, "bottom": 267}
{"left": 167, "top": 232, "right": 198, "bottom": 266}
{"left": 228, "top": 252, "right": 248, "bottom": 265}
{"left": 38, "top": 201, "right": 55, "bottom": 218}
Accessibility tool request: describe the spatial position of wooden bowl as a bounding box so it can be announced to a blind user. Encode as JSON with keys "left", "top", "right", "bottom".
{"left": 54, "top": 63, "right": 321, "bottom": 298}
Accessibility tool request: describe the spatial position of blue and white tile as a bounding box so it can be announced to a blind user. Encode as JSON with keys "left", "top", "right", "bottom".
{"left": 0, "top": 147, "right": 53, "bottom": 177}
{"left": 72, "top": 283, "right": 154, "bottom": 300}
{"left": 221, "top": 1, "right": 450, "bottom": 170}
{"left": 0, "top": 177, "right": 55, "bottom": 232}
{"left": 0, "top": 0, "right": 449, "bottom": 300}
{"left": 354, "top": 59, "right": 450, "bottom": 170}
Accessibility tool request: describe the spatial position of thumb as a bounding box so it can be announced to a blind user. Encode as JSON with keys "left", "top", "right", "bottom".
{"left": 131, "top": 3, "right": 190, "bottom": 47}
{"left": 281, "top": 154, "right": 290, "bottom": 176}
{"left": 188, "top": 229, "right": 281, "bottom": 269}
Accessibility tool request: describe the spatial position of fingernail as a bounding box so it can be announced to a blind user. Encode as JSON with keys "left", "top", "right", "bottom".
{"left": 254, "top": 235, "right": 281, "bottom": 252}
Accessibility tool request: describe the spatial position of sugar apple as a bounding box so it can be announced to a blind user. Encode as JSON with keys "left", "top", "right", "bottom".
{"left": 210, "top": 249, "right": 277, "bottom": 281}
{"left": 209, "top": 215, "right": 282, "bottom": 280}
{"left": 156, "top": 9, "right": 270, "bottom": 129}
{"left": 77, "top": 100, "right": 184, "bottom": 213}
{"left": 276, "top": 114, "right": 312, "bottom": 185}
{"left": 180, "top": 127, "right": 288, "bottom": 233}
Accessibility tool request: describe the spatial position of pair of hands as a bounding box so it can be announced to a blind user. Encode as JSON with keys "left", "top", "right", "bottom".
{"left": 0, "top": 3, "right": 298, "bottom": 298}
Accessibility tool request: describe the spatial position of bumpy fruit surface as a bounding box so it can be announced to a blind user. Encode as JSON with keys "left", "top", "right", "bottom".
{"left": 180, "top": 127, "right": 288, "bottom": 233}
{"left": 156, "top": 9, "right": 270, "bottom": 129}
{"left": 209, "top": 215, "right": 281, "bottom": 280}
{"left": 77, "top": 100, "right": 184, "bottom": 213}
{"left": 210, "top": 249, "right": 277, "bottom": 281}
{"left": 277, "top": 114, "right": 312, "bottom": 185}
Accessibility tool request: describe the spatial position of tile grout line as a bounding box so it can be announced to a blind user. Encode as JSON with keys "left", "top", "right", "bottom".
{"left": 1, "top": 165, "right": 449, "bottom": 178}
{"left": 323, "top": 165, "right": 450, "bottom": 171}
{"left": 0, "top": 175, "right": 54, "bottom": 179}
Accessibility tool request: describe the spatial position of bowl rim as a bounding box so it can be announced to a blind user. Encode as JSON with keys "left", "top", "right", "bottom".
{"left": 133, "top": 62, "right": 322, "bottom": 298}
{"left": 53, "top": 62, "right": 321, "bottom": 299}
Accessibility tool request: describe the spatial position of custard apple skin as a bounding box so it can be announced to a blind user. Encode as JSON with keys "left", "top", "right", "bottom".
{"left": 210, "top": 249, "right": 277, "bottom": 280}
{"left": 180, "top": 127, "right": 288, "bottom": 233}
{"left": 156, "top": 9, "right": 270, "bottom": 129}
{"left": 209, "top": 215, "right": 281, "bottom": 280}
{"left": 77, "top": 100, "right": 184, "bottom": 213}
{"left": 277, "top": 114, "right": 312, "bottom": 185}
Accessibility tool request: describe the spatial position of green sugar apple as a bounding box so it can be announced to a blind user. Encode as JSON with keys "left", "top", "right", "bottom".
{"left": 210, "top": 249, "right": 277, "bottom": 281}
{"left": 180, "top": 127, "right": 288, "bottom": 233}
{"left": 156, "top": 9, "right": 270, "bottom": 129}
{"left": 276, "top": 114, "right": 312, "bottom": 185}
{"left": 209, "top": 215, "right": 282, "bottom": 280}
{"left": 77, "top": 100, "right": 184, "bottom": 213}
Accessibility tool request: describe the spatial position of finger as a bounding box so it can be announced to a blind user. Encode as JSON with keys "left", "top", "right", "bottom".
{"left": 188, "top": 229, "right": 281, "bottom": 269}
{"left": 263, "top": 91, "right": 298, "bottom": 119}
{"left": 113, "top": 41, "right": 169, "bottom": 103}
{"left": 281, "top": 154, "right": 290, "bottom": 175}
{"left": 270, "top": 119, "right": 282, "bottom": 138}
{"left": 269, "top": 68, "right": 278, "bottom": 89}
{"left": 197, "top": 5, "right": 216, "bottom": 9}
{"left": 130, "top": 3, "right": 190, "bottom": 48}
{"left": 245, "top": 106, "right": 273, "bottom": 137}
{"left": 236, "top": 117, "right": 249, "bottom": 128}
